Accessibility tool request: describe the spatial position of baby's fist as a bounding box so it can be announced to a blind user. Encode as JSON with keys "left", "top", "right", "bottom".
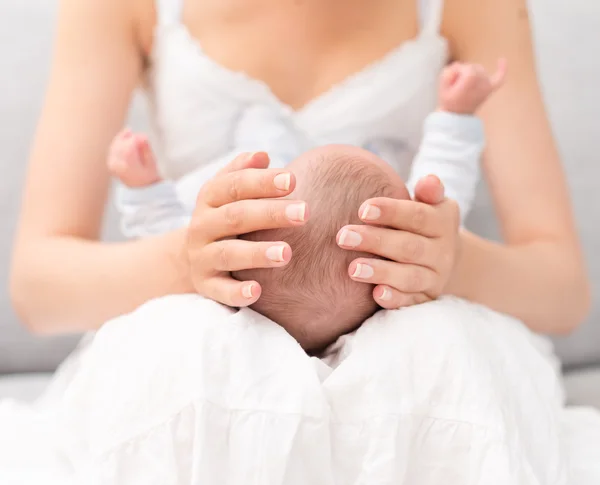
{"left": 107, "top": 129, "right": 160, "bottom": 188}
{"left": 438, "top": 59, "right": 507, "bottom": 115}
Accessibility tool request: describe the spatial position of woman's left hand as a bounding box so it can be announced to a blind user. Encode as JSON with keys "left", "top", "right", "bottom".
{"left": 337, "top": 176, "right": 461, "bottom": 309}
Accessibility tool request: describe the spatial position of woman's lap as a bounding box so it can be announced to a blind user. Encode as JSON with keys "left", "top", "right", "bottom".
{"left": 55, "top": 295, "right": 569, "bottom": 484}
{"left": 327, "top": 297, "right": 567, "bottom": 483}
{"left": 57, "top": 295, "right": 333, "bottom": 483}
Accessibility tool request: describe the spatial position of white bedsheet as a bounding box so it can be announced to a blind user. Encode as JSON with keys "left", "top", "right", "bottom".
{"left": 1, "top": 295, "right": 599, "bottom": 484}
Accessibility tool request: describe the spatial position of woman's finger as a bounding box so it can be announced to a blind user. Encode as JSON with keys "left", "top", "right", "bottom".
{"left": 347, "top": 258, "right": 438, "bottom": 294}
{"left": 198, "top": 199, "right": 308, "bottom": 242}
{"left": 200, "top": 168, "right": 296, "bottom": 208}
{"left": 372, "top": 285, "right": 431, "bottom": 310}
{"left": 413, "top": 174, "right": 445, "bottom": 205}
{"left": 216, "top": 151, "right": 270, "bottom": 177}
{"left": 205, "top": 239, "right": 292, "bottom": 272}
{"left": 337, "top": 225, "right": 437, "bottom": 269}
{"left": 357, "top": 198, "right": 445, "bottom": 237}
{"left": 202, "top": 275, "right": 262, "bottom": 308}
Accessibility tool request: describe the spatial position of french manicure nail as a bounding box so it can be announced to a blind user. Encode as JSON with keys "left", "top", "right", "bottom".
{"left": 266, "top": 245, "right": 286, "bottom": 262}
{"left": 379, "top": 287, "right": 392, "bottom": 301}
{"left": 338, "top": 229, "right": 362, "bottom": 248}
{"left": 361, "top": 204, "right": 381, "bottom": 221}
{"left": 274, "top": 173, "right": 291, "bottom": 191}
{"left": 285, "top": 203, "right": 306, "bottom": 222}
{"left": 352, "top": 263, "right": 374, "bottom": 279}
{"left": 242, "top": 283, "right": 256, "bottom": 299}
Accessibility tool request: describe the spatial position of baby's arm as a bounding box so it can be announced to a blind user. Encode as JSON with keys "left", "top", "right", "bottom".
{"left": 108, "top": 129, "right": 190, "bottom": 238}
{"left": 407, "top": 60, "right": 507, "bottom": 224}
{"left": 407, "top": 112, "right": 484, "bottom": 225}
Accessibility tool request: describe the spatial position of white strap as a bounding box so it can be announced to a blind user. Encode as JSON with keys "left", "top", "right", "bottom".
{"left": 156, "top": 0, "right": 183, "bottom": 26}
{"left": 420, "top": 0, "right": 445, "bottom": 35}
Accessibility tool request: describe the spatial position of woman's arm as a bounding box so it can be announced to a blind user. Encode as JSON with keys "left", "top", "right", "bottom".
{"left": 9, "top": 0, "right": 192, "bottom": 334}
{"left": 9, "top": 0, "right": 304, "bottom": 334}
{"left": 340, "top": 0, "right": 589, "bottom": 333}
{"left": 442, "top": 0, "right": 591, "bottom": 332}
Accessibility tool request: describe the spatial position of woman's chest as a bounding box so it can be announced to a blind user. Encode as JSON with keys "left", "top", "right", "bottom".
{"left": 142, "top": 0, "right": 448, "bottom": 181}
{"left": 176, "top": 0, "right": 419, "bottom": 110}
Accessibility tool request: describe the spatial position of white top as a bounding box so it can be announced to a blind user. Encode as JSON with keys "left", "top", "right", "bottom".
{"left": 143, "top": 0, "right": 449, "bottom": 207}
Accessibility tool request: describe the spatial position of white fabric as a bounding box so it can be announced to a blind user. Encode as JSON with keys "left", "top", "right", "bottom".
{"left": 116, "top": 111, "right": 483, "bottom": 237}
{"left": 62, "top": 296, "right": 570, "bottom": 484}
{"left": 115, "top": 182, "right": 191, "bottom": 238}
{"left": 144, "top": 0, "right": 447, "bottom": 189}
{"left": 2, "top": 296, "right": 600, "bottom": 484}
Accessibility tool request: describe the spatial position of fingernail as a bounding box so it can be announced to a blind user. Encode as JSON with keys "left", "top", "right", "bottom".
{"left": 360, "top": 204, "right": 381, "bottom": 221}
{"left": 242, "top": 283, "right": 256, "bottom": 299}
{"left": 379, "top": 287, "right": 392, "bottom": 301}
{"left": 274, "top": 173, "right": 291, "bottom": 191}
{"left": 352, "top": 263, "right": 374, "bottom": 279}
{"left": 266, "top": 245, "right": 286, "bottom": 262}
{"left": 285, "top": 203, "right": 306, "bottom": 222}
{"left": 338, "top": 229, "right": 362, "bottom": 248}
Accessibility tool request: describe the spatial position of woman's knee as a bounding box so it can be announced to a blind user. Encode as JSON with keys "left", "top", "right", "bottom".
{"left": 359, "top": 298, "right": 500, "bottom": 363}
{"left": 63, "top": 299, "right": 325, "bottom": 439}
{"left": 350, "top": 299, "right": 539, "bottom": 421}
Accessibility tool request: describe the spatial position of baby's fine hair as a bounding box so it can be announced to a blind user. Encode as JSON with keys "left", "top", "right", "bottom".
{"left": 237, "top": 150, "right": 407, "bottom": 352}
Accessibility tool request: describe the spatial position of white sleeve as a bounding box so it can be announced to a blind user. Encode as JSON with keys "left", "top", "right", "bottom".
{"left": 115, "top": 182, "right": 191, "bottom": 239}
{"left": 406, "top": 112, "right": 485, "bottom": 224}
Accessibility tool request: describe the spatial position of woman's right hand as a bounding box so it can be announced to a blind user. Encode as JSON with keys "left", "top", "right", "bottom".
{"left": 186, "top": 152, "right": 308, "bottom": 307}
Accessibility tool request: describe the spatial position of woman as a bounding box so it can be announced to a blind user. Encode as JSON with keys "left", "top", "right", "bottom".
{"left": 5, "top": 0, "right": 599, "bottom": 482}
{"left": 9, "top": 0, "right": 590, "bottom": 332}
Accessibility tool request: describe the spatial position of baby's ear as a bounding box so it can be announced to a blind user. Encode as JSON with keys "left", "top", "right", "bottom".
{"left": 413, "top": 175, "right": 445, "bottom": 205}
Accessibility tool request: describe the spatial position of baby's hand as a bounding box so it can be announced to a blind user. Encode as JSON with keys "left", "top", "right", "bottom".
{"left": 438, "top": 59, "right": 507, "bottom": 115}
{"left": 107, "top": 129, "right": 161, "bottom": 188}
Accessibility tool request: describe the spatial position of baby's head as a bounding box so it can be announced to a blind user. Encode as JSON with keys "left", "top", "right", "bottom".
{"left": 234, "top": 145, "right": 409, "bottom": 352}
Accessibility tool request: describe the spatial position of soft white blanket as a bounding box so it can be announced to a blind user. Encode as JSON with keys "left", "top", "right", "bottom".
{"left": 1, "top": 295, "right": 600, "bottom": 484}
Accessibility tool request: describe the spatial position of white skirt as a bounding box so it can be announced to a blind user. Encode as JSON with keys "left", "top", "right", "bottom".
{"left": 1, "top": 295, "right": 599, "bottom": 485}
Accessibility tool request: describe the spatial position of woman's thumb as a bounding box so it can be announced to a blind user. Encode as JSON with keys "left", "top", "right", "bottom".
{"left": 217, "top": 151, "right": 270, "bottom": 176}
{"left": 414, "top": 175, "right": 445, "bottom": 205}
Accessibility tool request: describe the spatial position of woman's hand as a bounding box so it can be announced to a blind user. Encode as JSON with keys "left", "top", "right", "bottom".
{"left": 186, "top": 152, "right": 308, "bottom": 307}
{"left": 337, "top": 176, "right": 460, "bottom": 309}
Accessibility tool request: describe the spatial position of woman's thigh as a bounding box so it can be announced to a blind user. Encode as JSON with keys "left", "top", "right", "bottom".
{"left": 325, "top": 297, "right": 568, "bottom": 485}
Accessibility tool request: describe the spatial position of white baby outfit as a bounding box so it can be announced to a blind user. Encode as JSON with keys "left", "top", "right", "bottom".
{"left": 116, "top": 111, "right": 484, "bottom": 237}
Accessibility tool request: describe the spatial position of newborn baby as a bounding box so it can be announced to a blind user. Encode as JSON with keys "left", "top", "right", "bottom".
{"left": 233, "top": 145, "right": 409, "bottom": 351}
{"left": 107, "top": 61, "right": 505, "bottom": 351}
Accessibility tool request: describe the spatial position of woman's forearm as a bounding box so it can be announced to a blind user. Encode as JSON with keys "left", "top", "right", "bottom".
{"left": 446, "top": 230, "right": 591, "bottom": 334}
{"left": 9, "top": 229, "right": 193, "bottom": 334}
